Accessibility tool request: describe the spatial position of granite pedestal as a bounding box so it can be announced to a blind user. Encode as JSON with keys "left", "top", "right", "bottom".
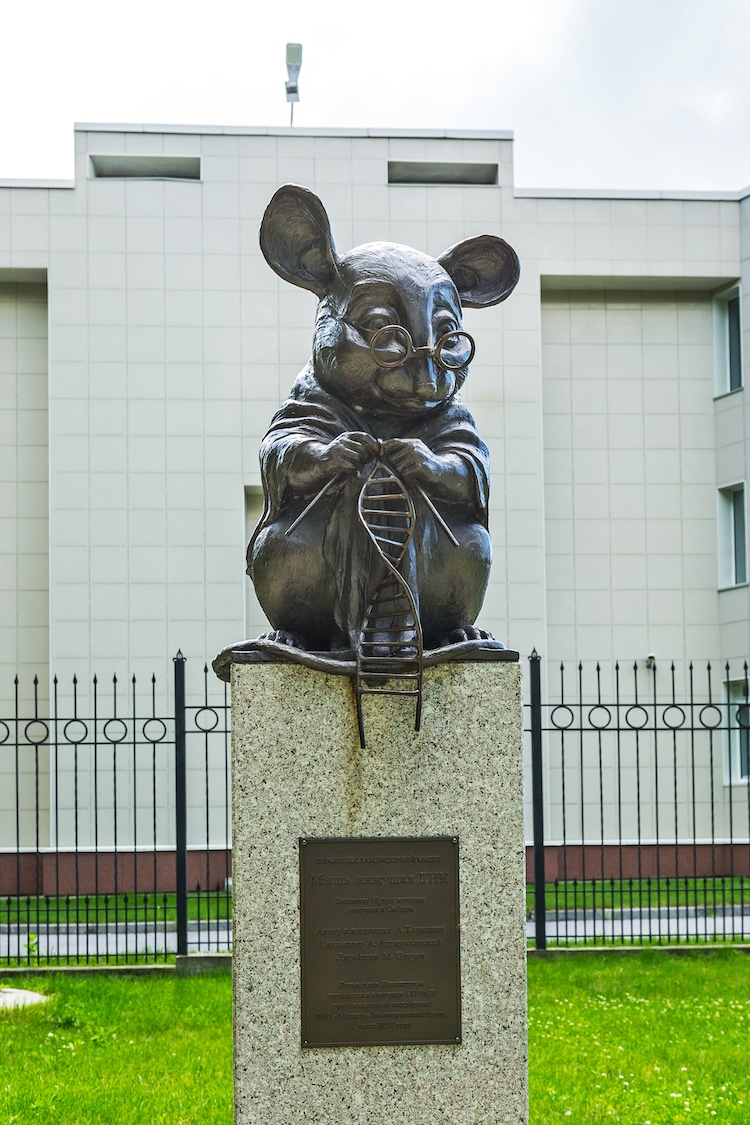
{"left": 231, "top": 658, "right": 527, "bottom": 1125}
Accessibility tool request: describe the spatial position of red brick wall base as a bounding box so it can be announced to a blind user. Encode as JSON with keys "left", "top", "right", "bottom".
{"left": 1, "top": 850, "right": 232, "bottom": 897}
{"left": 4, "top": 844, "right": 745, "bottom": 897}
{"left": 525, "top": 842, "right": 749, "bottom": 883}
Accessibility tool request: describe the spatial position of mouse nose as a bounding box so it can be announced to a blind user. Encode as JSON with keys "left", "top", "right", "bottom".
{"left": 411, "top": 354, "right": 440, "bottom": 401}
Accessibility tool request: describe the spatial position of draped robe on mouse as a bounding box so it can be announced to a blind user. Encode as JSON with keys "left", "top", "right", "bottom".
{"left": 247, "top": 363, "right": 490, "bottom": 651}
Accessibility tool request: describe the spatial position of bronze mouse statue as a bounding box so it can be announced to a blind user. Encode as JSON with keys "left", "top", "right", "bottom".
{"left": 244, "top": 184, "right": 519, "bottom": 658}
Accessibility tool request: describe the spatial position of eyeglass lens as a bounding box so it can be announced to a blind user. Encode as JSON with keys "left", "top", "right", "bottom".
{"left": 370, "top": 325, "right": 474, "bottom": 370}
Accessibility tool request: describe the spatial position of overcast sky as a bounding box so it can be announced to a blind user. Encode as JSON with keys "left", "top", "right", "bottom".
{"left": 3, "top": 0, "right": 748, "bottom": 192}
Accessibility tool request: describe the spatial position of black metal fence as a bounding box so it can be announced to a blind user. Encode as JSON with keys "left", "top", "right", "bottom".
{"left": 0, "top": 653, "right": 232, "bottom": 967}
{"left": 527, "top": 652, "right": 750, "bottom": 949}
{"left": 6, "top": 649, "right": 750, "bottom": 965}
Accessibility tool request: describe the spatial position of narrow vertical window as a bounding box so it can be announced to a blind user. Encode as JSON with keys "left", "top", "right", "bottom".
{"left": 726, "top": 675, "right": 750, "bottom": 782}
{"left": 718, "top": 483, "right": 747, "bottom": 587}
{"left": 714, "top": 286, "right": 743, "bottom": 395}
{"left": 244, "top": 486, "right": 267, "bottom": 639}
{"left": 727, "top": 293, "right": 742, "bottom": 391}
{"left": 733, "top": 486, "right": 747, "bottom": 584}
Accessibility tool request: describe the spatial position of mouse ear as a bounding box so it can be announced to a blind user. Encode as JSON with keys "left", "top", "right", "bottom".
{"left": 260, "top": 185, "right": 340, "bottom": 296}
{"left": 438, "top": 235, "right": 520, "bottom": 308}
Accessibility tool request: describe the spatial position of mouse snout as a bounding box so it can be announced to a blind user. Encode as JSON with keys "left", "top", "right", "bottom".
{"left": 410, "top": 355, "right": 440, "bottom": 402}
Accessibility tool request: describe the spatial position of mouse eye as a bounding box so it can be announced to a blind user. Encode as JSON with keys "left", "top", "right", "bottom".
{"left": 434, "top": 316, "right": 459, "bottom": 337}
{"left": 360, "top": 314, "right": 396, "bottom": 335}
{"left": 350, "top": 303, "right": 400, "bottom": 335}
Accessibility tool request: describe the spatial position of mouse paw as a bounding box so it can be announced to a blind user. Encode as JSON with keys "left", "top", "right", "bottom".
{"left": 444, "top": 625, "right": 495, "bottom": 644}
{"left": 261, "top": 629, "right": 308, "bottom": 650}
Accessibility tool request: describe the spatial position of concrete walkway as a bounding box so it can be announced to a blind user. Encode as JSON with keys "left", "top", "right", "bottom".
{"left": 527, "top": 906, "right": 750, "bottom": 944}
{"left": 0, "top": 921, "right": 232, "bottom": 960}
{"left": 0, "top": 988, "right": 48, "bottom": 1008}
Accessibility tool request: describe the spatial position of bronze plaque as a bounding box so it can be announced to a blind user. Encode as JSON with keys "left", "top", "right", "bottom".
{"left": 299, "top": 836, "right": 461, "bottom": 1047}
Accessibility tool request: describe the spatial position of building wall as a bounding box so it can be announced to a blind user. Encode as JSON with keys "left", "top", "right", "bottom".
{"left": 0, "top": 281, "right": 50, "bottom": 850}
{"left": 542, "top": 287, "right": 722, "bottom": 681}
{"left": 0, "top": 282, "right": 48, "bottom": 690}
{"left": 0, "top": 125, "right": 748, "bottom": 850}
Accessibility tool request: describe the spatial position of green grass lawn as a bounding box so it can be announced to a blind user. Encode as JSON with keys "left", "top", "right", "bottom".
{"left": 3, "top": 889, "right": 232, "bottom": 928}
{"left": 2, "top": 951, "right": 750, "bottom": 1123}
{"left": 528, "top": 950, "right": 750, "bottom": 1123}
{"left": 0, "top": 972, "right": 233, "bottom": 1124}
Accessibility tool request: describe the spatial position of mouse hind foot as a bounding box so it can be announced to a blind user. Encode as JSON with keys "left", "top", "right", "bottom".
{"left": 260, "top": 629, "right": 309, "bottom": 650}
{"left": 443, "top": 625, "right": 495, "bottom": 644}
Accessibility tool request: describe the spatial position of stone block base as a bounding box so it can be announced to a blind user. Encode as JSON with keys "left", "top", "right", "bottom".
{"left": 231, "top": 660, "right": 527, "bottom": 1125}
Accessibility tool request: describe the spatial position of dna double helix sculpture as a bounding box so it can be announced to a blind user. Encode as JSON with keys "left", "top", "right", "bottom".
{"left": 355, "top": 459, "right": 424, "bottom": 748}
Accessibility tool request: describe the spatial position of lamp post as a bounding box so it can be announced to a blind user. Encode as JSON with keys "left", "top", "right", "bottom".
{"left": 286, "top": 42, "right": 302, "bottom": 126}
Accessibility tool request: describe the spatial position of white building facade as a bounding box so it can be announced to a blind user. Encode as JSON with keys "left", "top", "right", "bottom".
{"left": 1, "top": 124, "right": 748, "bottom": 863}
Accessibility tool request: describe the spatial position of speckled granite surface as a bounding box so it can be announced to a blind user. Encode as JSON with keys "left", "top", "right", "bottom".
{"left": 232, "top": 660, "right": 527, "bottom": 1125}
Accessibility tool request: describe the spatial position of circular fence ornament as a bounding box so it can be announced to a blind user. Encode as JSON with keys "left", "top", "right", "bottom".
{"left": 103, "top": 718, "right": 128, "bottom": 744}
{"left": 587, "top": 705, "right": 612, "bottom": 730}
{"left": 142, "top": 718, "right": 168, "bottom": 744}
{"left": 625, "top": 705, "right": 649, "bottom": 730}
{"left": 24, "top": 720, "right": 49, "bottom": 746}
{"left": 194, "top": 707, "right": 219, "bottom": 732}
{"left": 63, "top": 719, "right": 88, "bottom": 745}
{"left": 550, "top": 705, "right": 575, "bottom": 730}
{"left": 662, "top": 705, "right": 686, "bottom": 730}
{"left": 698, "top": 705, "right": 723, "bottom": 730}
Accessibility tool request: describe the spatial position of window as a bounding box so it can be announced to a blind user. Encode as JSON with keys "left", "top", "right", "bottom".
{"left": 387, "top": 162, "right": 498, "bottom": 185}
{"left": 726, "top": 676, "right": 750, "bottom": 782}
{"left": 244, "top": 487, "right": 267, "bottom": 639}
{"left": 89, "top": 154, "right": 201, "bottom": 181}
{"left": 713, "top": 285, "right": 743, "bottom": 395}
{"left": 717, "top": 483, "right": 747, "bottom": 587}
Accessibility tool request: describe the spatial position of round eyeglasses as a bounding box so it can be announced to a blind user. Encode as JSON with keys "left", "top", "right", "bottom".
{"left": 369, "top": 324, "right": 475, "bottom": 372}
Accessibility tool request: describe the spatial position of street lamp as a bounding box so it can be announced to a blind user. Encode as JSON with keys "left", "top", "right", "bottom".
{"left": 286, "top": 43, "right": 302, "bottom": 127}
